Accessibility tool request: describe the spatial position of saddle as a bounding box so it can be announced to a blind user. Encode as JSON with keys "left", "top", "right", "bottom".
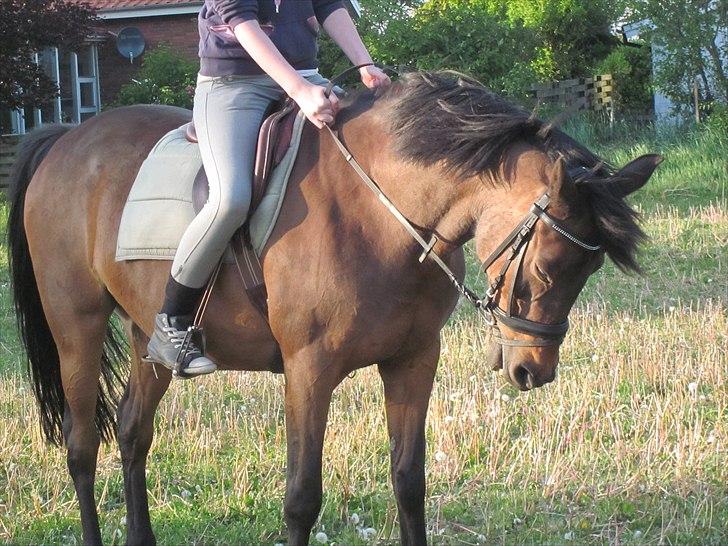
{"left": 184, "top": 97, "right": 300, "bottom": 215}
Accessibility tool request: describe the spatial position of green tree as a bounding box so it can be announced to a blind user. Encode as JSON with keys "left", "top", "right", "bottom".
{"left": 0, "top": 0, "right": 96, "bottom": 111}
{"left": 498, "top": 0, "right": 625, "bottom": 79}
{"left": 634, "top": 0, "right": 727, "bottom": 109}
{"left": 321, "top": 0, "right": 628, "bottom": 98}
{"left": 115, "top": 46, "right": 197, "bottom": 109}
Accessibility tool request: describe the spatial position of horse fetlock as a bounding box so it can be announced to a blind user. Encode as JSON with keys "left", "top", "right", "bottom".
{"left": 284, "top": 488, "right": 322, "bottom": 531}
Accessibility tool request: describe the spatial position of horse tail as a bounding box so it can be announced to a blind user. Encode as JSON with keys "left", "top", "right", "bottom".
{"left": 7, "top": 125, "right": 129, "bottom": 446}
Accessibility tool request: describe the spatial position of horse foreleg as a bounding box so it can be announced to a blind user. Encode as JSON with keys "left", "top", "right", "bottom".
{"left": 117, "top": 323, "right": 171, "bottom": 546}
{"left": 378, "top": 341, "right": 440, "bottom": 546}
{"left": 282, "top": 353, "right": 339, "bottom": 546}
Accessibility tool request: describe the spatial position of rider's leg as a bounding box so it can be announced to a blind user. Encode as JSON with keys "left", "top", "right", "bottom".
{"left": 147, "top": 75, "right": 285, "bottom": 375}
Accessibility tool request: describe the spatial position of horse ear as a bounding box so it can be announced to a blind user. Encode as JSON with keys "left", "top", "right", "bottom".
{"left": 609, "top": 154, "right": 664, "bottom": 197}
{"left": 548, "top": 155, "right": 575, "bottom": 202}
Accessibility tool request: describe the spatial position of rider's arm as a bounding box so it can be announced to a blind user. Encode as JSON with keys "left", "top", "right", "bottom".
{"left": 319, "top": 7, "right": 373, "bottom": 67}
{"left": 231, "top": 20, "right": 338, "bottom": 127}
{"left": 319, "top": 7, "right": 392, "bottom": 89}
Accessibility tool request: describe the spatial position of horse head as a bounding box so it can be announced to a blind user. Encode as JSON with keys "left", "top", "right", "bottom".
{"left": 476, "top": 152, "right": 663, "bottom": 390}
{"left": 383, "top": 71, "right": 663, "bottom": 391}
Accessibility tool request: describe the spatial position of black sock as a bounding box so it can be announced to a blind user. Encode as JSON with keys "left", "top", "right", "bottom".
{"left": 160, "top": 275, "right": 205, "bottom": 317}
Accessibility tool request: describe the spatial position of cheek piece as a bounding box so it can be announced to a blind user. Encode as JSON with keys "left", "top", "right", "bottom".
{"left": 478, "top": 194, "right": 601, "bottom": 347}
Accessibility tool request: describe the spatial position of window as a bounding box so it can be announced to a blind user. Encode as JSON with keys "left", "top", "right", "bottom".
{"left": 2, "top": 44, "right": 101, "bottom": 135}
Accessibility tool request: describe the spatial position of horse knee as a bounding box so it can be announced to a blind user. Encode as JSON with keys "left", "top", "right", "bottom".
{"left": 66, "top": 432, "right": 100, "bottom": 480}
{"left": 117, "top": 406, "right": 153, "bottom": 464}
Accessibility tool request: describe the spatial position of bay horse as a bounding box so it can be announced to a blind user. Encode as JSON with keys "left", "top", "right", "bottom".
{"left": 7, "top": 71, "right": 661, "bottom": 545}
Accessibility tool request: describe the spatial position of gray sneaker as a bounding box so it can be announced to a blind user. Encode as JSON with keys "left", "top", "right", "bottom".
{"left": 145, "top": 313, "right": 216, "bottom": 378}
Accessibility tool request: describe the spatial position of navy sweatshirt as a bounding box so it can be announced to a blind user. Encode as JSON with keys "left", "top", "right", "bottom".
{"left": 198, "top": 0, "right": 345, "bottom": 76}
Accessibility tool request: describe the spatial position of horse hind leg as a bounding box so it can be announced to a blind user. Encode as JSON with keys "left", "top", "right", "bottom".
{"left": 117, "top": 321, "right": 171, "bottom": 546}
{"left": 53, "top": 300, "right": 123, "bottom": 545}
{"left": 29, "top": 258, "right": 127, "bottom": 545}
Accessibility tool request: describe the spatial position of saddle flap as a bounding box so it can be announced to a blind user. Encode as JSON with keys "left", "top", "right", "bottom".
{"left": 252, "top": 98, "right": 299, "bottom": 212}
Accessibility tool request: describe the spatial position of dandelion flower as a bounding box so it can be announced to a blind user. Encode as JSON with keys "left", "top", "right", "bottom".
{"left": 434, "top": 450, "right": 447, "bottom": 462}
{"left": 314, "top": 531, "right": 328, "bottom": 543}
{"left": 358, "top": 527, "right": 376, "bottom": 540}
{"left": 501, "top": 393, "right": 511, "bottom": 402}
{"left": 349, "top": 513, "right": 360, "bottom": 525}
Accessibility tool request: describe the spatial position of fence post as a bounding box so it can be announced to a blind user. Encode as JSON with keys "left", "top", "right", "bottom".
{"left": 693, "top": 78, "right": 701, "bottom": 124}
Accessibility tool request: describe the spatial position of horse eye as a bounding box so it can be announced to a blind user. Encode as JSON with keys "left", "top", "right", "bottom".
{"left": 534, "top": 263, "right": 553, "bottom": 285}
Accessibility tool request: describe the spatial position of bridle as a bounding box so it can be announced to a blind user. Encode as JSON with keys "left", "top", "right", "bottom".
{"left": 322, "top": 64, "right": 603, "bottom": 349}
{"left": 478, "top": 193, "right": 601, "bottom": 347}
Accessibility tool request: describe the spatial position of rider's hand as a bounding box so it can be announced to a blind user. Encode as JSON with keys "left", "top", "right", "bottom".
{"left": 291, "top": 82, "right": 339, "bottom": 129}
{"left": 360, "top": 65, "right": 391, "bottom": 89}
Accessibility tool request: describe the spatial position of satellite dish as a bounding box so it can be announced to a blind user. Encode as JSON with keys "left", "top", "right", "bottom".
{"left": 116, "top": 27, "right": 145, "bottom": 62}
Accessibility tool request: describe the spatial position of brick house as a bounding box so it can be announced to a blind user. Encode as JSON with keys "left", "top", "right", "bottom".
{"left": 90, "top": 0, "right": 203, "bottom": 105}
{"left": 2, "top": 0, "right": 202, "bottom": 134}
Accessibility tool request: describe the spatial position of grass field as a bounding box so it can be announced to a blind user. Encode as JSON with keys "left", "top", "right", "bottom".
{"left": 0, "top": 121, "right": 726, "bottom": 545}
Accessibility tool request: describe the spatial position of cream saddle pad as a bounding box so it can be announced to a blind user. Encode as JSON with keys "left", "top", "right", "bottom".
{"left": 115, "top": 110, "right": 306, "bottom": 262}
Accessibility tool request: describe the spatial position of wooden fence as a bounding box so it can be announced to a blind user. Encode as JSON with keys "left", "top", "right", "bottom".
{"left": 531, "top": 74, "right": 613, "bottom": 113}
{"left": 1, "top": 135, "right": 20, "bottom": 193}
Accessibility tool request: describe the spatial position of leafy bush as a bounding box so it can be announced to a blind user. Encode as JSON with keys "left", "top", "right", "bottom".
{"left": 595, "top": 45, "right": 653, "bottom": 113}
{"left": 115, "top": 46, "right": 197, "bottom": 109}
{"left": 320, "top": 0, "right": 626, "bottom": 99}
{"left": 704, "top": 102, "right": 728, "bottom": 134}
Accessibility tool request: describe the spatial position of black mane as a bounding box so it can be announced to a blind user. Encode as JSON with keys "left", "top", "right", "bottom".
{"left": 377, "top": 71, "right": 645, "bottom": 272}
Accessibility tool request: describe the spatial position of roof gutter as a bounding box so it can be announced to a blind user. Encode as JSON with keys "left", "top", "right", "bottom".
{"left": 97, "top": 3, "right": 202, "bottom": 20}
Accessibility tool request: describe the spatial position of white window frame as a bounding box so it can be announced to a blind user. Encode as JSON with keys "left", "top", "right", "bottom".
{"left": 5, "top": 44, "right": 100, "bottom": 135}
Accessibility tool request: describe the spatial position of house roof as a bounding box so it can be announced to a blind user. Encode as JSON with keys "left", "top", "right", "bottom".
{"left": 71, "top": 0, "right": 201, "bottom": 13}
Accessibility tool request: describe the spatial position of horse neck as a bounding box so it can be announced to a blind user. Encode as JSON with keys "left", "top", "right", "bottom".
{"left": 326, "top": 110, "right": 484, "bottom": 254}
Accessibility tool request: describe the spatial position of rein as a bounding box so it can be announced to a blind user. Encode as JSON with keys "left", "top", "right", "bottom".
{"left": 322, "top": 70, "right": 602, "bottom": 347}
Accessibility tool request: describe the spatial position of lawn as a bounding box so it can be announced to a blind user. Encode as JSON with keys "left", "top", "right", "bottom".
{"left": 0, "top": 121, "right": 726, "bottom": 545}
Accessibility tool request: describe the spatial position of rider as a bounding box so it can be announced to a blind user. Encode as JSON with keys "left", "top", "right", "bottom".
{"left": 146, "top": 0, "right": 391, "bottom": 376}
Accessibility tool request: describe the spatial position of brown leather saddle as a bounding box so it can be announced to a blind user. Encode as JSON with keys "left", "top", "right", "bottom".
{"left": 184, "top": 97, "right": 300, "bottom": 216}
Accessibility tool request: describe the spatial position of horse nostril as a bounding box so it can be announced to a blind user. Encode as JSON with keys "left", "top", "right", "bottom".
{"left": 513, "top": 365, "right": 533, "bottom": 390}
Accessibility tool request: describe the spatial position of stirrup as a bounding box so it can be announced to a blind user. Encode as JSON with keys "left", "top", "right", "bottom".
{"left": 172, "top": 324, "right": 205, "bottom": 379}
{"left": 142, "top": 324, "right": 207, "bottom": 380}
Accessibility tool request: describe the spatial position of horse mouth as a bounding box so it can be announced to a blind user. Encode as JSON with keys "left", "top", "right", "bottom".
{"left": 488, "top": 342, "right": 503, "bottom": 371}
